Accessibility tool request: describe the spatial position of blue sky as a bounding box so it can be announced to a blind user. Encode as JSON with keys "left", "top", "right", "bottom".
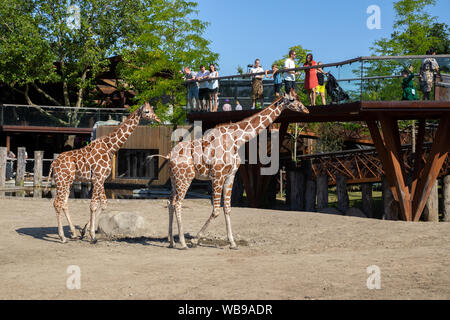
{"left": 194, "top": 0, "right": 450, "bottom": 75}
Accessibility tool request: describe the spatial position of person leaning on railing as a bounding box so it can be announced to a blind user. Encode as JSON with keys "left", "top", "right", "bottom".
{"left": 250, "top": 58, "right": 265, "bottom": 110}
{"left": 402, "top": 65, "right": 418, "bottom": 101}
{"left": 196, "top": 65, "right": 210, "bottom": 112}
{"left": 420, "top": 48, "right": 441, "bottom": 100}
{"left": 265, "top": 64, "right": 283, "bottom": 98}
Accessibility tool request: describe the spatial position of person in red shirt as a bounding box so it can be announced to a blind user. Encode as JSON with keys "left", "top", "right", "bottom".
{"left": 304, "top": 53, "right": 319, "bottom": 106}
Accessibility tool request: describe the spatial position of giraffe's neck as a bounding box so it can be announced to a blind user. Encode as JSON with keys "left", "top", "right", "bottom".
{"left": 235, "top": 98, "right": 284, "bottom": 146}
{"left": 104, "top": 108, "right": 141, "bottom": 153}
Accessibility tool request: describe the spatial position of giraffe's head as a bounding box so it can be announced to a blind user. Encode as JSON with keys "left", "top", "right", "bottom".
{"left": 141, "top": 102, "right": 161, "bottom": 123}
{"left": 282, "top": 89, "right": 309, "bottom": 114}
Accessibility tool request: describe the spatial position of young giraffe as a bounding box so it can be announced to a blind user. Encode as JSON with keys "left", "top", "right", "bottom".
{"left": 152, "top": 90, "right": 309, "bottom": 249}
{"left": 46, "top": 102, "right": 160, "bottom": 243}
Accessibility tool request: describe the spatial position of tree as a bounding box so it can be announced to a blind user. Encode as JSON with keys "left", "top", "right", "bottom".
{"left": 0, "top": 0, "right": 142, "bottom": 127}
{"left": 118, "top": 0, "right": 218, "bottom": 125}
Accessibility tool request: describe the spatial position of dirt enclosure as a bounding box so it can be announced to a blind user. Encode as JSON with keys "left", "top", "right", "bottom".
{"left": 1, "top": 197, "right": 450, "bottom": 300}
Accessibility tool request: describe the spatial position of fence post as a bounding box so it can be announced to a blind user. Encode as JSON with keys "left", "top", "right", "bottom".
{"left": 316, "top": 174, "right": 328, "bottom": 209}
{"left": 33, "top": 151, "right": 43, "bottom": 198}
{"left": 361, "top": 183, "right": 374, "bottom": 218}
{"left": 443, "top": 175, "right": 450, "bottom": 222}
{"left": 51, "top": 153, "right": 59, "bottom": 198}
{"left": 15, "top": 147, "right": 26, "bottom": 197}
{"left": 0, "top": 147, "right": 6, "bottom": 198}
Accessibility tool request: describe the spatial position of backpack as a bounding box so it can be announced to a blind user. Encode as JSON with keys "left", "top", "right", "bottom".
{"left": 325, "top": 73, "right": 350, "bottom": 103}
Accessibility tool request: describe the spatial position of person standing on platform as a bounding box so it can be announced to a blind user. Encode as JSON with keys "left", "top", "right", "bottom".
{"left": 208, "top": 63, "right": 219, "bottom": 112}
{"left": 315, "top": 62, "right": 328, "bottom": 105}
{"left": 196, "top": 65, "right": 210, "bottom": 111}
{"left": 402, "top": 66, "right": 418, "bottom": 101}
{"left": 304, "top": 53, "right": 319, "bottom": 106}
{"left": 250, "top": 59, "right": 265, "bottom": 109}
{"left": 265, "top": 64, "right": 283, "bottom": 98}
{"left": 284, "top": 50, "right": 298, "bottom": 94}
{"left": 183, "top": 66, "right": 199, "bottom": 112}
{"left": 420, "top": 48, "right": 440, "bottom": 100}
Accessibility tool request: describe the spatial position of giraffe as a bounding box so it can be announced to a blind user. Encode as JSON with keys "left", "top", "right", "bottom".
{"left": 151, "top": 89, "right": 309, "bottom": 250}
{"left": 46, "top": 102, "right": 160, "bottom": 243}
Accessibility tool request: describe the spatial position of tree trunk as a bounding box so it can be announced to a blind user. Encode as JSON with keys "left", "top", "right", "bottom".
{"left": 443, "top": 175, "right": 450, "bottom": 222}
{"left": 361, "top": 183, "right": 374, "bottom": 218}
{"left": 423, "top": 180, "right": 439, "bottom": 222}
{"left": 288, "top": 170, "right": 305, "bottom": 211}
{"left": 336, "top": 175, "right": 349, "bottom": 213}
{"left": 382, "top": 175, "right": 399, "bottom": 220}
{"left": 316, "top": 174, "right": 328, "bottom": 209}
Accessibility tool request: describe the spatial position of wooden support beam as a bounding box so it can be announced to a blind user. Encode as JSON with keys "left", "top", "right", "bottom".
{"left": 366, "top": 120, "right": 399, "bottom": 202}
{"left": 379, "top": 117, "right": 411, "bottom": 221}
{"left": 411, "top": 119, "right": 426, "bottom": 198}
{"left": 412, "top": 115, "right": 450, "bottom": 221}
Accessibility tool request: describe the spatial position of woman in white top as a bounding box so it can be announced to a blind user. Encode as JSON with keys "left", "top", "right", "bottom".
{"left": 208, "top": 64, "right": 219, "bottom": 112}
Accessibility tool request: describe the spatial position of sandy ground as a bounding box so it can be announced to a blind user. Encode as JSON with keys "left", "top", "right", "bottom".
{"left": 1, "top": 197, "right": 450, "bottom": 300}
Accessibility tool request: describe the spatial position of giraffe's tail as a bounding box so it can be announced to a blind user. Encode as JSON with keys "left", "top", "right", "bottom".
{"left": 44, "top": 162, "right": 54, "bottom": 194}
{"left": 145, "top": 154, "right": 169, "bottom": 164}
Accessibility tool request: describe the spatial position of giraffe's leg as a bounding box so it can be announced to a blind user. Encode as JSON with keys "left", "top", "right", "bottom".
{"left": 81, "top": 183, "right": 106, "bottom": 239}
{"left": 191, "top": 177, "right": 224, "bottom": 247}
{"left": 222, "top": 175, "right": 238, "bottom": 249}
{"left": 88, "top": 181, "right": 103, "bottom": 244}
{"left": 62, "top": 180, "right": 79, "bottom": 239}
{"left": 173, "top": 183, "right": 190, "bottom": 250}
{"left": 168, "top": 190, "right": 175, "bottom": 248}
{"left": 53, "top": 185, "right": 69, "bottom": 243}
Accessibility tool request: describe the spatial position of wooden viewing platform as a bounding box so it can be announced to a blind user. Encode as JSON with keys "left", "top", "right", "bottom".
{"left": 187, "top": 100, "right": 450, "bottom": 222}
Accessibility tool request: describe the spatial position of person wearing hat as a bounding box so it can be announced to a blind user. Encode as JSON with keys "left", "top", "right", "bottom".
{"left": 402, "top": 65, "right": 418, "bottom": 101}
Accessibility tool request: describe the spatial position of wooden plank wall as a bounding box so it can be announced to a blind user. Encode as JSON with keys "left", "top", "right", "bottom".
{"left": 96, "top": 125, "right": 194, "bottom": 186}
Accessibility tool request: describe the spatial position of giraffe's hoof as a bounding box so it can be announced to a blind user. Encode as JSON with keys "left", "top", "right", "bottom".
{"left": 90, "top": 239, "right": 98, "bottom": 245}
{"left": 179, "top": 245, "right": 188, "bottom": 250}
{"left": 229, "top": 245, "right": 239, "bottom": 250}
{"left": 190, "top": 239, "right": 198, "bottom": 248}
{"left": 60, "top": 238, "right": 68, "bottom": 244}
{"left": 168, "top": 243, "right": 175, "bottom": 248}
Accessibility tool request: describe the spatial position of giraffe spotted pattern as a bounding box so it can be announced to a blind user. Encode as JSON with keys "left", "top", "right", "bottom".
{"left": 47, "top": 102, "right": 160, "bottom": 243}
{"left": 162, "top": 90, "right": 309, "bottom": 249}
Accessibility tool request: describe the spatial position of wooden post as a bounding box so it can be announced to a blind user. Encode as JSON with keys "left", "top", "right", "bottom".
{"left": 0, "top": 147, "right": 6, "bottom": 198}
{"left": 443, "top": 175, "right": 450, "bottom": 222}
{"left": 382, "top": 175, "right": 399, "bottom": 220}
{"left": 336, "top": 175, "right": 349, "bottom": 213}
{"left": 15, "top": 147, "right": 26, "bottom": 197}
{"left": 361, "top": 183, "right": 374, "bottom": 218}
{"left": 288, "top": 169, "right": 305, "bottom": 211}
{"left": 316, "top": 174, "right": 328, "bottom": 209}
{"left": 33, "top": 151, "right": 43, "bottom": 198}
{"left": 423, "top": 180, "right": 439, "bottom": 222}
{"left": 51, "top": 153, "right": 59, "bottom": 198}
{"left": 231, "top": 171, "right": 244, "bottom": 206}
{"left": 305, "top": 179, "right": 316, "bottom": 212}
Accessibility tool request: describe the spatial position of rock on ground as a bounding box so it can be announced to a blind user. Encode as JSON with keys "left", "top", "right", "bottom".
{"left": 345, "top": 207, "right": 367, "bottom": 218}
{"left": 98, "top": 211, "right": 152, "bottom": 238}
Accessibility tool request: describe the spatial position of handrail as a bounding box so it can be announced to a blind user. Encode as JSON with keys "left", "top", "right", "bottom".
{"left": 0, "top": 104, "right": 131, "bottom": 112}
{"left": 187, "top": 55, "right": 450, "bottom": 83}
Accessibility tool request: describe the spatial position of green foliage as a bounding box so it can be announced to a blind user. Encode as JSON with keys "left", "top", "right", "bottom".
{"left": 0, "top": 0, "right": 142, "bottom": 126}
{"left": 118, "top": 0, "right": 218, "bottom": 126}
{"left": 314, "top": 122, "right": 345, "bottom": 153}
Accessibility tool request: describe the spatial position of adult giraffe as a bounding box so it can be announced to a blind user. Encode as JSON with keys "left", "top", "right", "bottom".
{"left": 152, "top": 90, "right": 308, "bottom": 250}
{"left": 46, "top": 102, "right": 160, "bottom": 243}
